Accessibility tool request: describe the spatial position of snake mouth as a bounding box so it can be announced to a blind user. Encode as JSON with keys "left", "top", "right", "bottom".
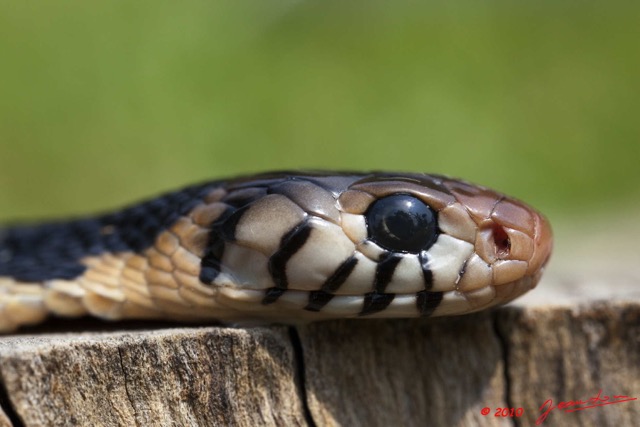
{"left": 209, "top": 274, "right": 537, "bottom": 324}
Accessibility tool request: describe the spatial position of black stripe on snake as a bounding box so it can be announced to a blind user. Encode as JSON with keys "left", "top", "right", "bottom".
{"left": 0, "top": 171, "right": 553, "bottom": 333}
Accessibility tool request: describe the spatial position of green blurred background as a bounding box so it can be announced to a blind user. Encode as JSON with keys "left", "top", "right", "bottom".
{"left": 1, "top": 0, "right": 639, "bottom": 227}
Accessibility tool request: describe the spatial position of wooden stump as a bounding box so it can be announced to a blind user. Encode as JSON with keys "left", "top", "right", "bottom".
{"left": 0, "top": 285, "right": 638, "bottom": 427}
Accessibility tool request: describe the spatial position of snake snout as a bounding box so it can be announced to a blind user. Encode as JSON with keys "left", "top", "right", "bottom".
{"left": 530, "top": 211, "right": 553, "bottom": 273}
{"left": 467, "top": 195, "right": 553, "bottom": 304}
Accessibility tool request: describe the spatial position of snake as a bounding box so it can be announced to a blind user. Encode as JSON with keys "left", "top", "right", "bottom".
{"left": 0, "top": 171, "right": 553, "bottom": 333}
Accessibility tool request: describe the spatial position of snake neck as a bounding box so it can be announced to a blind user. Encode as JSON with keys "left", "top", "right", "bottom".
{"left": 0, "top": 182, "right": 217, "bottom": 283}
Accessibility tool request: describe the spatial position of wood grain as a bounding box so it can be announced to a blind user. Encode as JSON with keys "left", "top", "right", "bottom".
{"left": 1, "top": 299, "right": 637, "bottom": 426}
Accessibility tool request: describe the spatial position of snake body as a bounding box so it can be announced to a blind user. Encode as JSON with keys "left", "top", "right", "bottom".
{"left": 0, "top": 171, "right": 552, "bottom": 332}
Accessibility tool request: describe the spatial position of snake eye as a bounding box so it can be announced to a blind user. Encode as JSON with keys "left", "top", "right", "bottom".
{"left": 365, "top": 194, "right": 438, "bottom": 253}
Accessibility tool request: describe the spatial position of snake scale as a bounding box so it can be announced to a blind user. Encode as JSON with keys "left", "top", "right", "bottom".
{"left": 0, "top": 171, "right": 552, "bottom": 333}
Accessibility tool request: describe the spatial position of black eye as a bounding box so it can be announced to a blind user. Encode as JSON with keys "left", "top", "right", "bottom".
{"left": 365, "top": 194, "right": 438, "bottom": 253}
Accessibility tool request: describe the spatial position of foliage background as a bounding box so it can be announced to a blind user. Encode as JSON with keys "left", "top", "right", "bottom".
{"left": 1, "top": 0, "right": 638, "bottom": 237}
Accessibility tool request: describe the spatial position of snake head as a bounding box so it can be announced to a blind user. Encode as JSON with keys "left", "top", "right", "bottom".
{"left": 197, "top": 172, "right": 553, "bottom": 323}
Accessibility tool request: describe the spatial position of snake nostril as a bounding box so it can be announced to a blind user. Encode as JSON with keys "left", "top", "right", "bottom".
{"left": 492, "top": 224, "right": 511, "bottom": 259}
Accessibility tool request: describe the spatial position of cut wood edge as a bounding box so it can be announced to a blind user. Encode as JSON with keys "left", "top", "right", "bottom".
{"left": 0, "top": 297, "right": 637, "bottom": 427}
